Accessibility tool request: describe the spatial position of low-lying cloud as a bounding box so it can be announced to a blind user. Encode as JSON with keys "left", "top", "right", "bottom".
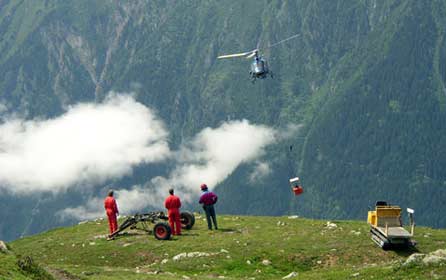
{"left": 249, "top": 161, "right": 272, "bottom": 183}
{"left": 60, "top": 119, "right": 281, "bottom": 220}
{"left": 0, "top": 94, "right": 170, "bottom": 193}
{"left": 171, "top": 120, "right": 276, "bottom": 191}
{"left": 61, "top": 186, "right": 157, "bottom": 220}
{"left": 0, "top": 93, "right": 301, "bottom": 220}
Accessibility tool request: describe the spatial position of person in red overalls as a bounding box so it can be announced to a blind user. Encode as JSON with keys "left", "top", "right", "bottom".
{"left": 104, "top": 190, "right": 119, "bottom": 239}
{"left": 164, "top": 188, "right": 182, "bottom": 236}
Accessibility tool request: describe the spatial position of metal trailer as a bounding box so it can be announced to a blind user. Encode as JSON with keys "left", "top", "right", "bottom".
{"left": 109, "top": 211, "right": 195, "bottom": 240}
{"left": 367, "top": 201, "right": 416, "bottom": 250}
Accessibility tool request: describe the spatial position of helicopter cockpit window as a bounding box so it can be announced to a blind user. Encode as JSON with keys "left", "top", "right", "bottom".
{"left": 253, "top": 60, "right": 264, "bottom": 73}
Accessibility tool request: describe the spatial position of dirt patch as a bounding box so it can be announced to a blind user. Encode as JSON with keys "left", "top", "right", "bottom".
{"left": 45, "top": 267, "right": 81, "bottom": 280}
{"left": 287, "top": 254, "right": 318, "bottom": 270}
{"left": 323, "top": 254, "right": 340, "bottom": 267}
{"left": 136, "top": 251, "right": 158, "bottom": 263}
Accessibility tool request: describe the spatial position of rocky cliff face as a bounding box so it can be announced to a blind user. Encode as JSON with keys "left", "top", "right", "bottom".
{"left": 1, "top": 0, "right": 445, "bottom": 241}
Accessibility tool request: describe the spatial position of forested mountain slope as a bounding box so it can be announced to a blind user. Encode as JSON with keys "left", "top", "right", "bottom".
{"left": 0, "top": 0, "right": 445, "bottom": 241}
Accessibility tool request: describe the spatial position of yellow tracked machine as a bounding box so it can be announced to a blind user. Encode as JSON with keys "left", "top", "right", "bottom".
{"left": 367, "top": 201, "right": 416, "bottom": 250}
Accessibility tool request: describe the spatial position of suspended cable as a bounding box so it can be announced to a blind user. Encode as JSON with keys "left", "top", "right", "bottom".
{"left": 265, "top": 33, "right": 300, "bottom": 50}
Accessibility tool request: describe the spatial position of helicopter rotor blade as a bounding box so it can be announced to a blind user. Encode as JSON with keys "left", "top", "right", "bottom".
{"left": 217, "top": 51, "right": 252, "bottom": 59}
{"left": 218, "top": 34, "right": 299, "bottom": 60}
{"left": 246, "top": 49, "right": 258, "bottom": 59}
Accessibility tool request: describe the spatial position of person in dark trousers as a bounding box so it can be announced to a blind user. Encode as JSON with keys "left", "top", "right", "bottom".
{"left": 104, "top": 190, "right": 119, "bottom": 240}
{"left": 198, "top": 183, "right": 218, "bottom": 230}
{"left": 164, "top": 188, "right": 182, "bottom": 235}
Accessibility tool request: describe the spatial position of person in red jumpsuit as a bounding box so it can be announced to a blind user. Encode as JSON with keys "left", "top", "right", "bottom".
{"left": 164, "top": 188, "right": 182, "bottom": 235}
{"left": 104, "top": 190, "right": 119, "bottom": 239}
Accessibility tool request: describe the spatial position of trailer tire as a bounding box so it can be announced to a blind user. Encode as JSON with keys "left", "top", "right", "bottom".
{"left": 153, "top": 222, "right": 171, "bottom": 240}
{"left": 180, "top": 211, "right": 195, "bottom": 230}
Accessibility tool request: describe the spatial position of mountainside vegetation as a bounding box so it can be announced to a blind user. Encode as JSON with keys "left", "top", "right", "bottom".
{"left": 4, "top": 215, "right": 446, "bottom": 279}
{"left": 1, "top": 0, "right": 446, "bottom": 241}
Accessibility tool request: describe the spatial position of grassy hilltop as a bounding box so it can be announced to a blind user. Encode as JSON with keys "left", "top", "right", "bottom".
{"left": 2, "top": 215, "right": 446, "bottom": 279}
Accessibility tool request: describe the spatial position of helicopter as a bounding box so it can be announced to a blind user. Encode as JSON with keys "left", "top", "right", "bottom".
{"left": 217, "top": 34, "right": 300, "bottom": 83}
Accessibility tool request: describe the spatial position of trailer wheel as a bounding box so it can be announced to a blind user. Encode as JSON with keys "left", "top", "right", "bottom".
{"left": 153, "top": 222, "right": 171, "bottom": 240}
{"left": 180, "top": 211, "right": 195, "bottom": 230}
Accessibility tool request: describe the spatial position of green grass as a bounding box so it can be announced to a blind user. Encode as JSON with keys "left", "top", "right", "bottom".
{"left": 0, "top": 252, "right": 54, "bottom": 280}
{"left": 6, "top": 215, "right": 446, "bottom": 279}
{"left": 0, "top": 253, "right": 31, "bottom": 280}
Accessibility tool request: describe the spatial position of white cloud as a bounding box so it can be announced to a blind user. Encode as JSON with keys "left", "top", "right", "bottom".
{"left": 60, "top": 120, "right": 279, "bottom": 220}
{"left": 170, "top": 120, "right": 276, "bottom": 191}
{"left": 249, "top": 161, "right": 272, "bottom": 183}
{"left": 0, "top": 103, "right": 7, "bottom": 114}
{"left": 0, "top": 94, "right": 170, "bottom": 193}
{"left": 1, "top": 92, "right": 301, "bottom": 220}
{"left": 60, "top": 185, "right": 160, "bottom": 220}
{"left": 277, "top": 123, "right": 304, "bottom": 140}
{"left": 60, "top": 197, "right": 104, "bottom": 221}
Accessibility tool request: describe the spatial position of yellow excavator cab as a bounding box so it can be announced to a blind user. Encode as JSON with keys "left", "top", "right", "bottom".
{"left": 367, "top": 205, "right": 402, "bottom": 227}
